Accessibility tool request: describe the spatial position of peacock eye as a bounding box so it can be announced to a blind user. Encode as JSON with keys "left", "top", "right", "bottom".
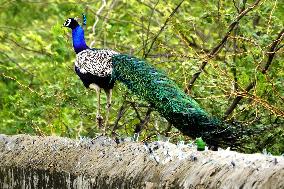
{"left": 64, "top": 19, "right": 71, "bottom": 26}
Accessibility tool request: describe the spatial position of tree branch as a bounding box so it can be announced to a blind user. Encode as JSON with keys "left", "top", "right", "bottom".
{"left": 3, "top": 37, "right": 51, "bottom": 56}
{"left": 136, "top": 0, "right": 164, "bottom": 16}
{"left": 144, "top": 0, "right": 185, "bottom": 58}
{"left": 89, "top": 0, "right": 107, "bottom": 48}
{"left": 185, "top": 0, "right": 261, "bottom": 93}
{"left": 112, "top": 101, "right": 129, "bottom": 136}
{"left": 224, "top": 28, "right": 284, "bottom": 119}
{"left": 134, "top": 107, "right": 152, "bottom": 134}
{"left": 1, "top": 51, "right": 34, "bottom": 77}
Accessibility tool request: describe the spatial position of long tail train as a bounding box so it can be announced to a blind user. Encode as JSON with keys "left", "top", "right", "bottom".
{"left": 112, "top": 54, "right": 245, "bottom": 149}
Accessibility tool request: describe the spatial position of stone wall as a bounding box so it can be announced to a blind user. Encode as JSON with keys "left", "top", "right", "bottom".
{"left": 0, "top": 134, "right": 283, "bottom": 188}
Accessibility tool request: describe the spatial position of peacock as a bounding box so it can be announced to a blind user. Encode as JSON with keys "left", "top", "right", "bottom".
{"left": 63, "top": 17, "right": 118, "bottom": 131}
{"left": 63, "top": 17, "right": 246, "bottom": 149}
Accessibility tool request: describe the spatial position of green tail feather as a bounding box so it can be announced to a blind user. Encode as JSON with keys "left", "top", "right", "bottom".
{"left": 112, "top": 54, "right": 240, "bottom": 148}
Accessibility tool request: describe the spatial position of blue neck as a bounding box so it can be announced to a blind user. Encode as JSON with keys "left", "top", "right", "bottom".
{"left": 72, "top": 25, "right": 89, "bottom": 54}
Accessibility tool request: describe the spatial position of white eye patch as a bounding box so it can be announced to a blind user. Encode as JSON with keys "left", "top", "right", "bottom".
{"left": 64, "top": 19, "right": 71, "bottom": 26}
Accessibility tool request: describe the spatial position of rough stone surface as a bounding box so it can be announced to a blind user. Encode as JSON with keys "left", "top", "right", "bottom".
{"left": 0, "top": 134, "right": 283, "bottom": 189}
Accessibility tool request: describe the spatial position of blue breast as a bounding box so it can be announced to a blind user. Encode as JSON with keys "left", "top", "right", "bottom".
{"left": 72, "top": 26, "right": 89, "bottom": 54}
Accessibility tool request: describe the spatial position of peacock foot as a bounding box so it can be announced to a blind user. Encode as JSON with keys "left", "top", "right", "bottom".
{"left": 96, "top": 114, "right": 103, "bottom": 120}
{"left": 96, "top": 114, "right": 104, "bottom": 128}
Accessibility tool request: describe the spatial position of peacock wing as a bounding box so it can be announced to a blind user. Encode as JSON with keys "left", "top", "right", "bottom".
{"left": 75, "top": 49, "right": 119, "bottom": 77}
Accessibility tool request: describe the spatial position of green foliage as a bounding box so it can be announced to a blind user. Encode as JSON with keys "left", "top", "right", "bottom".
{"left": 0, "top": 0, "right": 283, "bottom": 154}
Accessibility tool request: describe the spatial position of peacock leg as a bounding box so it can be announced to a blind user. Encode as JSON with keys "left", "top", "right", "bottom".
{"left": 104, "top": 88, "right": 112, "bottom": 133}
{"left": 89, "top": 84, "right": 103, "bottom": 128}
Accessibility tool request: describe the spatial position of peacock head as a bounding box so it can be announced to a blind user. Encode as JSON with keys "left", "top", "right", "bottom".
{"left": 63, "top": 18, "right": 79, "bottom": 29}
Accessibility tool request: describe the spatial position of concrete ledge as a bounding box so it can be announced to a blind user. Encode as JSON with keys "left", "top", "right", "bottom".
{"left": 0, "top": 134, "right": 283, "bottom": 188}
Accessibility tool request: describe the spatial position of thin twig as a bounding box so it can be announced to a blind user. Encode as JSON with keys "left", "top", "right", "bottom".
{"left": 185, "top": 0, "right": 261, "bottom": 93}
{"left": 143, "top": 0, "right": 160, "bottom": 58}
{"left": 140, "top": 108, "right": 152, "bottom": 131}
{"left": 136, "top": 0, "right": 164, "bottom": 16}
{"left": 89, "top": 0, "right": 107, "bottom": 48}
{"left": 135, "top": 108, "right": 153, "bottom": 134}
{"left": 224, "top": 28, "right": 284, "bottom": 119}
{"left": 129, "top": 102, "right": 143, "bottom": 122}
{"left": 3, "top": 37, "right": 51, "bottom": 56}
{"left": 112, "top": 100, "right": 129, "bottom": 136}
{"left": 232, "top": 0, "right": 240, "bottom": 13}
{"left": 144, "top": 0, "right": 185, "bottom": 58}
{"left": 1, "top": 52, "right": 34, "bottom": 77}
